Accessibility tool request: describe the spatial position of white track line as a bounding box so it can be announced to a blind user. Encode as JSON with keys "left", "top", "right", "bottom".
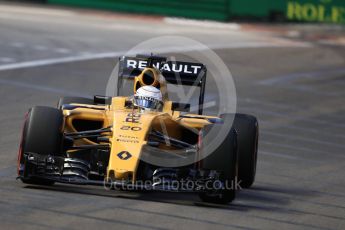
{"left": 261, "top": 130, "right": 345, "bottom": 150}
{"left": 259, "top": 120, "right": 345, "bottom": 140}
{"left": 240, "top": 106, "right": 345, "bottom": 129}
{"left": 164, "top": 17, "right": 241, "bottom": 30}
{"left": 0, "top": 78, "right": 91, "bottom": 97}
{"left": 261, "top": 140, "right": 345, "bottom": 159}
{"left": 259, "top": 68, "right": 345, "bottom": 85}
{"left": 0, "top": 39, "right": 311, "bottom": 72}
{"left": 240, "top": 97, "right": 345, "bottom": 119}
{"left": 0, "top": 57, "right": 15, "bottom": 63}
{"left": 0, "top": 52, "right": 123, "bottom": 71}
{"left": 55, "top": 48, "right": 72, "bottom": 54}
{"left": 0, "top": 4, "right": 75, "bottom": 17}
{"left": 9, "top": 42, "right": 24, "bottom": 48}
{"left": 259, "top": 150, "right": 299, "bottom": 160}
{"left": 33, "top": 45, "right": 48, "bottom": 51}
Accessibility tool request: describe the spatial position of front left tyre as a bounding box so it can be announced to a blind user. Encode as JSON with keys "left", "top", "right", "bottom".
{"left": 18, "top": 106, "right": 63, "bottom": 185}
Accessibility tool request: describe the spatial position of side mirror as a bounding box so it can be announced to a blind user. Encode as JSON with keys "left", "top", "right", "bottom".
{"left": 94, "top": 95, "right": 112, "bottom": 105}
{"left": 171, "top": 102, "right": 190, "bottom": 112}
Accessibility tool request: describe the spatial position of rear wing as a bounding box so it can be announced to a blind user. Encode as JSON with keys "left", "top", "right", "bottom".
{"left": 117, "top": 55, "right": 207, "bottom": 114}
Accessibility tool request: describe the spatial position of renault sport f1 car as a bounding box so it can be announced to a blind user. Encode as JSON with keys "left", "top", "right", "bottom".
{"left": 17, "top": 55, "right": 259, "bottom": 204}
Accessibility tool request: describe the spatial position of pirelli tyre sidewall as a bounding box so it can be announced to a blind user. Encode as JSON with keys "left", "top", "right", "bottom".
{"left": 57, "top": 97, "right": 94, "bottom": 109}
{"left": 18, "top": 106, "right": 63, "bottom": 185}
{"left": 199, "top": 115, "right": 238, "bottom": 204}
{"left": 230, "top": 113, "right": 259, "bottom": 188}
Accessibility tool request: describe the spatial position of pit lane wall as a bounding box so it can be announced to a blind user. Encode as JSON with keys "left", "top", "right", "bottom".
{"left": 47, "top": 0, "right": 345, "bottom": 24}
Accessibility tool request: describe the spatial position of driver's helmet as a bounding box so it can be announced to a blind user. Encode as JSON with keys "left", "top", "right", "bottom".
{"left": 134, "top": 85, "right": 163, "bottom": 111}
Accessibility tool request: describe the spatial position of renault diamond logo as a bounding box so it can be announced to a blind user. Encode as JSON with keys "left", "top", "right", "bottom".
{"left": 117, "top": 151, "right": 132, "bottom": 160}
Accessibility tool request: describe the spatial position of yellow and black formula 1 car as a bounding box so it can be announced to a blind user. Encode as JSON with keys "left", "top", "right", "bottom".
{"left": 17, "top": 55, "right": 258, "bottom": 204}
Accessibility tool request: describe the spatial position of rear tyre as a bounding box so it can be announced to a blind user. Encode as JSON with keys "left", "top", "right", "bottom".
{"left": 57, "top": 97, "right": 94, "bottom": 109}
{"left": 198, "top": 114, "right": 238, "bottom": 204}
{"left": 230, "top": 114, "right": 258, "bottom": 188}
{"left": 18, "top": 106, "right": 63, "bottom": 185}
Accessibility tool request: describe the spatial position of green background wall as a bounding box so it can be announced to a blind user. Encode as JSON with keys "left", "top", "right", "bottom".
{"left": 47, "top": 0, "right": 231, "bottom": 21}
{"left": 47, "top": 0, "right": 345, "bottom": 23}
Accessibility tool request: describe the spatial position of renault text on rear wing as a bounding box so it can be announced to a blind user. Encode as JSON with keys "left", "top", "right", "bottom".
{"left": 118, "top": 56, "right": 206, "bottom": 86}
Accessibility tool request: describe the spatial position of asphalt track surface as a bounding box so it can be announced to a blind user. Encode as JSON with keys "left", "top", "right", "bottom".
{"left": 0, "top": 3, "right": 345, "bottom": 230}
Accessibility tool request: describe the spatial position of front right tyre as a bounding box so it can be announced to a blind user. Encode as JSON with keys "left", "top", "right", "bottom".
{"left": 198, "top": 113, "right": 238, "bottom": 204}
{"left": 231, "top": 114, "right": 259, "bottom": 188}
